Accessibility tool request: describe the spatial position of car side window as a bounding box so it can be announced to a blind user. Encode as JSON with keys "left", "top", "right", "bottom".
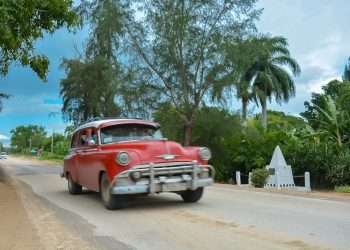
{"left": 78, "top": 130, "right": 89, "bottom": 147}
{"left": 89, "top": 129, "right": 98, "bottom": 144}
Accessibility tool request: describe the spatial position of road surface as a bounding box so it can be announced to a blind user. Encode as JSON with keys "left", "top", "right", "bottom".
{"left": 1, "top": 156, "right": 350, "bottom": 250}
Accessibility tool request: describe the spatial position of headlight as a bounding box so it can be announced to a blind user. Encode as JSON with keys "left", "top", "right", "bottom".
{"left": 116, "top": 151, "right": 130, "bottom": 166}
{"left": 199, "top": 147, "right": 211, "bottom": 161}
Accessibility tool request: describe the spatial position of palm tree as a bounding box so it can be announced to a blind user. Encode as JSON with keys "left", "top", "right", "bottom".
{"left": 216, "top": 37, "right": 260, "bottom": 121}
{"left": 314, "top": 95, "right": 348, "bottom": 147}
{"left": 247, "top": 36, "right": 300, "bottom": 129}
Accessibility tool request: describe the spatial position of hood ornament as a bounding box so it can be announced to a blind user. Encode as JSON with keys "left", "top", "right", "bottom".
{"left": 157, "top": 154, "right": 177, "bottom": 160}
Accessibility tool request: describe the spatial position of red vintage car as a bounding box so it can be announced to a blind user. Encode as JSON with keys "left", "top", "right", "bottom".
{"left": 62, "top": 118, "right": 214, "bottom": 209}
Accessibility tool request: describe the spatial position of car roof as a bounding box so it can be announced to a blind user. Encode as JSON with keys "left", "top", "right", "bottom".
{"left": 73, "top": 119, "right": 160, "bottom": 134}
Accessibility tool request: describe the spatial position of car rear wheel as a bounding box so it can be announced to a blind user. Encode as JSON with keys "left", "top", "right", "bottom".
{"left": 181, "top": 187, "right": 204, "bottom": 203}
{"left": 67, "top": 174, "right": 82, "bottom": 195}
{"left": 100, "top": 173, "right": 127, "bottom": 210}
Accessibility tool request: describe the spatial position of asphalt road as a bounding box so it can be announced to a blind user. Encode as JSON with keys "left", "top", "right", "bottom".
{"left": 2, "top": 156, "right": 350, "bottom": 250}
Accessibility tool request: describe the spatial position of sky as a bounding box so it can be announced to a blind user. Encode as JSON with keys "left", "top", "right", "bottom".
{"left": 1, "top": 0, "right": 350, "bottom": 145}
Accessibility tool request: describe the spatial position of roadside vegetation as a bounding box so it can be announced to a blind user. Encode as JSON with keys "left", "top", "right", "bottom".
{"left": 251, "top": 169, "right": 269, "bottom": 188}
{"left": 1, "top": 1, "right": 350, "bottom": 190}
{"left": 335, "top": 186, "right": 350, "bottom": 193}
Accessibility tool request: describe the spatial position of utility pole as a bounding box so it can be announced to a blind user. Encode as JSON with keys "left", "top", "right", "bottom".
{"left": 51, "top": 130, "right": 54, "bottom": 154}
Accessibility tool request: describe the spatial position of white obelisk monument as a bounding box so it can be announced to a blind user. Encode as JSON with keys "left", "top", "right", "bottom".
{"left": 265, "top": 146, "right": 295, "bottom": 189}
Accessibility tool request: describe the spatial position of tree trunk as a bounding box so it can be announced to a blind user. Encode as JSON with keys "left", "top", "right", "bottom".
{"left": 241, "top": 98, "right": 248, "bottom": 121}
{"left": 183, "top": 120, "right": 193, "bottom": 146}
{"left": 336, "top": 128, "right": 342, "bottom": 147}
{"left": 261, "top": 97, "right": 267, "bottom": 130}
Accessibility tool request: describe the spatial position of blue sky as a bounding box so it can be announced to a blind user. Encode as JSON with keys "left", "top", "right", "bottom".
{"left": 1, "top": 0, "right": 350, "bottom": 144}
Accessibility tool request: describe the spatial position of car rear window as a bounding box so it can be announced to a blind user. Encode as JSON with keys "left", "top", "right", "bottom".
{"left": 100, "top": 124, "right": 163, "bottom": 144}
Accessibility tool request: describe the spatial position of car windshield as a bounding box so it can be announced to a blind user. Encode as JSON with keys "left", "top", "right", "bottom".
{"left": 100, "top": 124, "right": 163, "bottom": 144}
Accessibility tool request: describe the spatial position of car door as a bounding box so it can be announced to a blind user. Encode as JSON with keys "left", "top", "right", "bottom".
{"left": 76, "top": 128, "right": 100, "bottom": 191}
{"left": 66, "top": 131, "right": 80, "bottom": 183}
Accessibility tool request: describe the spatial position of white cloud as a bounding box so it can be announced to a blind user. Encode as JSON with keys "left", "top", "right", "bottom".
{"left": 0, "top": 134, "right": 9, "bottom": 140}
{"left": 296, "top": 32, "right": 347, "bottom": 94}
{"left": 0, "top": 94, "right": 62, "bottom": 116}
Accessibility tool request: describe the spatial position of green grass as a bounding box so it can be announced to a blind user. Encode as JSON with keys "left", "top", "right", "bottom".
{"left": 335, "top": 186, "right": 350, "bottom": 193}
{"left": 37, "top": 152, "right": 64, "bottom": 163}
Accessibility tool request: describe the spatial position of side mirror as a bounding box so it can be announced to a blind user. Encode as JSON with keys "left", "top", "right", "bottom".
{"left": 87, "top": 139, "right": 96, "bottom": 146}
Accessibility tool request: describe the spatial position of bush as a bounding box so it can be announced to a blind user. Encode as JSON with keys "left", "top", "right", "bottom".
{"left": 251, "top": 168, "right": 269, "bottom": 188}
{"left": 38, "top": 152, "right": 65, "bottom": 162}
{"left": 335, "top": 186, "right": 350, "bottom": 193}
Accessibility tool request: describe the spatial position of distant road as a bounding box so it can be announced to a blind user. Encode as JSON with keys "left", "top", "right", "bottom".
{"left": 2, "top": 156, "right": 350, "bottom": 250}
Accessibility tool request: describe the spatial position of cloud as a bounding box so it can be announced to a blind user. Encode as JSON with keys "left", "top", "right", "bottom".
{"left": 296, "top": 32, "right": 348, "bottom": 94}
{"left": 0, "top": 134, "right": 9, "bottom": 140}
{"left": 0, "top": 94, "right": 62, "bottom": 116}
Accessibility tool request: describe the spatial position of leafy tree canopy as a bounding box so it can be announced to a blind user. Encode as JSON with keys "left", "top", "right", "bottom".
{"left": 301, "top": 79, "right": 350, "bottom": 147}
{"left": 343, "top": 57, "right": 350, "bottom": 81}
{"left": 77, "top": 0, "right": 127, "bottom": 64}
{"left": 10, "top": 125, "right": 47, "bottom": 152}
{"left": 126, "top": 0, "right": 261, "bottom": 145}
{"left": 301, "top": 80, "right": 350, "bottom": 128}
{"left": 60, "top": 56, "right": 120, "bottom": 126}
{"left": 263, "top": 110, "right": 307, "bottom": 132}
{"left": 0, "top": 0, "right": 77, "bottom": 79}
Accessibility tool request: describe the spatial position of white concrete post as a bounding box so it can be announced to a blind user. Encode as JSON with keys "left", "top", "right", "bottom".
{"left": 248, "top": 172, "right": 252, "bottom": 186}
{"left": 305, "top": 171, "right": 311, "bottom": 192}
{"left": 236, "top": 171, "right": 241, "bottom": 186}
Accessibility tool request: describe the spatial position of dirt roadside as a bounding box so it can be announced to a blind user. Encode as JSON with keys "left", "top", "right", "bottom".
{"left": 0, "top": 167, "right": 43, "bottom": 250}
{"left": 214, "top": 183, "right": 350, "bottom": 203}
{"left": 0, "top": 166, "right": 94, "bottom": 250}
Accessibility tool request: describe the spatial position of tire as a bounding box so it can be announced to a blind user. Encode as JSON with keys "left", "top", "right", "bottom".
{"left": 100, "top": 173, "right": 127, "bottom": 210}
{"left": 67, "top": 173, "right": 82, "bottom": 195}
{"left": 181, "top": 187, "right": 204, "bottom": 203}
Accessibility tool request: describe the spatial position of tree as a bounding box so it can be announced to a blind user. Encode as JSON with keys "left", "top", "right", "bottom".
{"left": 312, "top": 95, "right": 348, "bottom": 147}
{"left": 343, "top": 57, "right": 350, "bottom": 81}
{"left": 265, "top": 110, "right": 307, "bottom": 132}
{"left": 60, "top": 0, "right": 128, "bottom": 125}
{"left": 0, "top": 93, "right": 9, "bottom": 112}
{"left": 126, "top": 0, "right": 261, "bottom": 145}
{"left": 10, "top": 125, "right": 47, "bottom": 152}
{"left": 301, "top": 79, "right": 350, "bottom": 147}
{"left": 154, "top": 105, "right": 242, "bottom": 180}
{"left": 79, "top": 0, "right": 126, "bottom": 64}
{"left": 60, "top": 57, "right": 120, "bottom": 125}
{"left": 247, "top": 36, "right": 300, "bottom": 129}
{"left": 301, "top": 80, "right": 350, "bottom": 130}
{"left": 0, "top": 0, "right": 77, "bottom": 79}
{"left": 216, "top": 37, "right": 268, "bottom": 121}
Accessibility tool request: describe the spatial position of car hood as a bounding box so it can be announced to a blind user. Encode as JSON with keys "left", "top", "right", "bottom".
{"left": 100, "top": 139, "right": 199, "bottom": 165}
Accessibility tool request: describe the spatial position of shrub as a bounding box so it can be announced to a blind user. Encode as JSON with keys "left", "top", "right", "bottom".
{"left": 335, "top": 186, "right": 350, "bottom": 193}
{"left": 38, "top": 152, "right": 65, "bottom": 162}
{"left": 251, "top": 168, "right": 269, "bottom": 188}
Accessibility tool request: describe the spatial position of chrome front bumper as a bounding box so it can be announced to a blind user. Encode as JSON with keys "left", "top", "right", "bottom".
{"left": 110, "top": 162, "right": 215, "bottom": 195}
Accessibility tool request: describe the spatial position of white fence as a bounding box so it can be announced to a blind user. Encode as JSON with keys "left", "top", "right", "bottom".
{"left": 235, "top": 171, "right": 311, "bottom": 192}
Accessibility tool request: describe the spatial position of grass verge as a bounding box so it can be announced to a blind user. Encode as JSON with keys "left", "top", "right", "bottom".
{"left": 335, "top": 185, "right": 350, "bottom": 193}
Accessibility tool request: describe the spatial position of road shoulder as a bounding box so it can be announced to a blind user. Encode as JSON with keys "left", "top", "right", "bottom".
{"left": 0, "top": 164, "right": 94, "bottom": 250}
{"left": 0, "top": 167, "right": 43, "bottom": 250}
{"left": 214, "top": 183, "right": 350, "bottom": 203}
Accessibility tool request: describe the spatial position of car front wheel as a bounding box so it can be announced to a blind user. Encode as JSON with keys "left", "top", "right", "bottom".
{"left": 67, "top": 174, "right": 82, "bottom": 195}
{"left": 100, "top": 173, "right": 127, "bottom": 210}
{"left": 181, "top": 187, "right": 204, "bottom": 203}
